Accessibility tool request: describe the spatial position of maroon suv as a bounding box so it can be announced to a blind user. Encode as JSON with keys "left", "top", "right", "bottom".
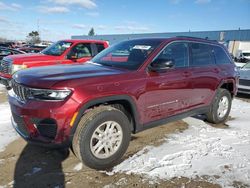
{"left": 8, "top": 37, "right": 238, "bottom": 170}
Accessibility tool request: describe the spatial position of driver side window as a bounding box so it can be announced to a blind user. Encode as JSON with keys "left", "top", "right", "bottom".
{"left": 69, "top": 43, "right": 92, "bottom": 59}
{"left": 156, "top": 42, "right": 188, "bottom": 68}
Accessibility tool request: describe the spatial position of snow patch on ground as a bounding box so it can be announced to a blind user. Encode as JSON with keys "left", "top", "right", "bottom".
{"left": 111, "top": 99, "right": 250, "bottom": 187}
{"left": 0, "top": 181, "right": 14, "bottom": 188}
{"left": 0, "top": 102, "right": 18, "bottom": 152}
{"left": 103, "top": 177, "right": 128, "bottom": 188}
{"left": 73, "top": 162, "right": 83, "bottom": 171}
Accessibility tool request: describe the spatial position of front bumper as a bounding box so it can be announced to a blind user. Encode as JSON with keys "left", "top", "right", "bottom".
{"left": 237, "top": 85, "right": 250, "bottom": 95}
{"left": 237, "top": 78, "right": 250, "bottom": 94}
{"left": 237, "top": 88, "right": 250, "bottom": 94}
{"left": 8, "top": 91, "right": 80, "bottom": 147}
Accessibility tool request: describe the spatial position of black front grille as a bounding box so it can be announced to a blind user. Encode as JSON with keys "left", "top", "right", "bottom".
{"left": 239, "top": 79, "right": 250, "bottom": 86}
{"left": 0, "top": 59, "right": 12, "bottom": 74}
{"left": 11, "top": 80, "right": 30, "bottom": 102}
{"left": 12, "top": 113, "right": 29, "bottom": 136}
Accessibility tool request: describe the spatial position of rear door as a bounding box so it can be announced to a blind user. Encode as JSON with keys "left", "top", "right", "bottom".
{"left": 92, "top": 43, "right": 106, "bottom": 56}
{"left": 64, "top": 43, "right": 93, "bottom": 64}
{"left": 213, "top": 45, "right": 234, "bottom": 77}
{"left": 188, "top": 42, "right": 219, "bottom": 108}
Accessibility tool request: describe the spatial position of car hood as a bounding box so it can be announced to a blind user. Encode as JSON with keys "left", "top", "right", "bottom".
{"left": 239, "top": 69, "right": 250, "bottom": 80}
{"left": 6, "top": 53, "right": 60, "bottom": 63}
{"left": 13, "top": 62, "right": 128, "bottom": 88}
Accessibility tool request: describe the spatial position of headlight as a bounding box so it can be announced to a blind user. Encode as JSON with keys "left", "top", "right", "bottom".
{"left": 28, "top": 88, "right": 72, "bottom": 101}
{"left": 12, "top": 64, "right": 27, "bottom": 74}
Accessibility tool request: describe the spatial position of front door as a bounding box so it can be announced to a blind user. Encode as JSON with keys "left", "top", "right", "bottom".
{"left": 143, "top": 42, "right": 192, "bottom": 124}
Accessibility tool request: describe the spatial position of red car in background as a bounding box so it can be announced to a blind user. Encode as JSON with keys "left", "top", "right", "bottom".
{"left": 0, "top": 39, "right": 109, "bottom": 88}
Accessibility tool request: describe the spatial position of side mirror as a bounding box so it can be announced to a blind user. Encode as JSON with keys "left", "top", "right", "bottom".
{"left": 149, "top": 58, "right": 175, "bottom": 72}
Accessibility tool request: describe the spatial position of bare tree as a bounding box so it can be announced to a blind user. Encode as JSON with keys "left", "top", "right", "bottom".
{"left": 26, "top": 31, "right": 41, "bottom": 44}
{"left": 88, "top": 28, "right": 95, "bottom": 36}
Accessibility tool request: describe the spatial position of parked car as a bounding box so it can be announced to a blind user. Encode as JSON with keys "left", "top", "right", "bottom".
{"left": 0, "top": 42, "right": 15, "bottom": 48}
{"left": 0, "top": 47, "right": 26, "bottom": 86}
{"left": 236, "top": 51, "right": 250, "bottom": 63}
{"left": 0, "top": 47, "right": 25, "bottom": 60}
{"left": 8, "top": 37, "right": 238, "bottom": 170}
{"left": 17, "top": 47, "right": 43, "bottom": 53}
{"left": 237, "top": 62, "right": 250, "bottom": 94}
{"left": 0, "top": 39, "right": 109, "bottom": 88}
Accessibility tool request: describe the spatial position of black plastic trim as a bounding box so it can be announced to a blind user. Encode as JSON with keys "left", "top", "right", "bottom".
{"left": 218, "top": 79, "right": 236, "bottom": 96}
{"left": 12, "top": 116, "right": 70, "bottom": 148}
{"left": 136, "top": 106, "right": 210, "bottom": 132}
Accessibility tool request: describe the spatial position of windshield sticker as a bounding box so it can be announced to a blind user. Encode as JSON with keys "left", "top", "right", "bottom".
{"left": 132, "top": 45, "right": 152, "bottom": 50}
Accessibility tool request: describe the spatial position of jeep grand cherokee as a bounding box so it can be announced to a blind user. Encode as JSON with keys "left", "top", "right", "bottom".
{"left": 8, "top": 37, "right": 238, "bottom": 170}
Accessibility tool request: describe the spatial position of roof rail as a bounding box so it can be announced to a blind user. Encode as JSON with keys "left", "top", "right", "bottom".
{"left": 176, "top": 36, "right": 215, "bottom": 41}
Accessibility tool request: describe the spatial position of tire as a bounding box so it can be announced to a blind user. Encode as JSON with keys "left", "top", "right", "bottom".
{"left": 72, "top": 106, "right": 131, "bottom": 170}
{"left": 206, "top": 89, "right": 232, "bottom": 124}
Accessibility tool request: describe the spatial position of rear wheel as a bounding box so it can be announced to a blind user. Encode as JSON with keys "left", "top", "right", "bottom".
{"left": 72, "top": 106, "right": 131, "bottom": 170}
{"left": 206, "top": 89, "right": 232, "bottom": 124}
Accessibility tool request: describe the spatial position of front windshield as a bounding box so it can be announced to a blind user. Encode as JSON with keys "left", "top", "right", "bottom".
{"left": 91, "top": 39, "right": 162, "bottom": 70}
{"left": 42, "top": 41, "right": 72, "bottom": 56}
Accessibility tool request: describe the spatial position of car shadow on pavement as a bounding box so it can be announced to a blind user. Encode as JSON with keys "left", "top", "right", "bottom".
{"left": 192, "top": 114, "right": 232, "bottom": 128}
{"left": 13, "top": 144, "right": 69, "bottom": 188}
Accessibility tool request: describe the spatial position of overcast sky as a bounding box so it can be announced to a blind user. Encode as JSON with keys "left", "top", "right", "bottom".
{"left": 0, "top": 0, "right": 249, "bottom": 41}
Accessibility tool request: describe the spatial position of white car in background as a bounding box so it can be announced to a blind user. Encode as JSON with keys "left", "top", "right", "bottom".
{"left": 239, "top": 51, "right": 250, "bottom": 62}
{"left": 238, "top": 62, "right": 250, "bottom": 94}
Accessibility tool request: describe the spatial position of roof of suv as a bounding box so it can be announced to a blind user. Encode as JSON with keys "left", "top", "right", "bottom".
{"left": 62, "top": 39, "right": 108, "bottom": 43}
{"left": 123, "top": 36, "right": 219, "bottom": 45}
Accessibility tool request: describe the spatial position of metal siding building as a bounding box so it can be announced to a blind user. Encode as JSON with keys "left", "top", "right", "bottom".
{"left": 72, "top": 29, "right": 250, "bottom": 45}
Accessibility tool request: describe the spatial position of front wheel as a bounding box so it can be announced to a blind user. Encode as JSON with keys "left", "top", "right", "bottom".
{"left": 72, "top": 106, "right": 131, "bottom": 170}
{"left": 206, "top": 89, "right": 232, "bottom": 124}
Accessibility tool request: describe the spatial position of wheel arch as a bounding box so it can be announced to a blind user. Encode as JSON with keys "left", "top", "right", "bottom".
{"left": 218, "top": 79, "right": 237, "bottom": 97}
{"left": 69, "top": 95, "right": 140, "bottom": 140}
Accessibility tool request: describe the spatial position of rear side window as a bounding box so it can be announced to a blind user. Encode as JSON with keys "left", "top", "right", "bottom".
{"left": 69, "top": 43, "right": 92, "bottom": 58}
{"left": 190, "top": 43, "right": 214, "bottom": 66}
{"left": 157, "top": 42, "right": 188, "bottom": 68}
{"left": 96, "top": 43, "right": 105, "bottom": 53}
{"left": 213, "top": 46, "right": 231, "bottom": 64}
